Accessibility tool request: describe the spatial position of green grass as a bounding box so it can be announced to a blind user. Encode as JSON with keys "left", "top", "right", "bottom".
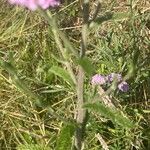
{"left": 0, "top": 0, "right": 150, "bottom": 149}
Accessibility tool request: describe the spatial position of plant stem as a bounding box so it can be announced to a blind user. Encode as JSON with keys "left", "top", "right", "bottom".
{"left": 74, "top": 0, "right": 89, "bottom": 149}
{"left": 39, "top": 9, "right": 77, "bottom": 85}
{"left": 75, "top": 66, "right": 85, "bottom": 150}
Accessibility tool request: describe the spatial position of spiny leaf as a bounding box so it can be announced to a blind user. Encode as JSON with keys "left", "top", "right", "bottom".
{"left": 49, "top": 66, "right": 75, "bottom": 86}
{"left": 84, "top": 102, "right": 133, "bottom": 128}
{"left": 56, "top": 123, "right": 76, "bottom": 150}
{"left": 78, "top": 57, "right": 95, "bottom": 76}
{"left": 90, "top": 12, "right": 129, "bottom": 28}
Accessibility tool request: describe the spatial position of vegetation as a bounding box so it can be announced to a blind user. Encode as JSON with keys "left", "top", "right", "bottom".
{"left": 0, "top": 0, "right": 150, "bottom": 149}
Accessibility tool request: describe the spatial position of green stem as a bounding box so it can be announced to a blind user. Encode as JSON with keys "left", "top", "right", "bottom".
{"left": 39, "top": 9, "right": 77, "bottom": 85}
{"left": 74, "top": 0, "right": 89, "bottom": 149}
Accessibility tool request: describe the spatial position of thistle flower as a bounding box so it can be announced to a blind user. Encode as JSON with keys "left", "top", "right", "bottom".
{"left": 91, "top": 74, "right": 106, "bottom": 85}
{"left": 118, "top": 81, "right": 129, "bottom": 92}
{"left": 8, "top": 0, "right": 60, "bottom": 10}
{"left": 107, "top": 73, "right": 122, "bottom": 82}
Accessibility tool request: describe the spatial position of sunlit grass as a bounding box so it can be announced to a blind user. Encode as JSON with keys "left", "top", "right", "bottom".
{"left": 0, "top": 0, "right": 150, "bottom": 149}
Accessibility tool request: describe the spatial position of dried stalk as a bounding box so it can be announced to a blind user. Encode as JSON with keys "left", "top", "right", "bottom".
{"left": 95, "top": 133, "right": 109, "bottom": 150}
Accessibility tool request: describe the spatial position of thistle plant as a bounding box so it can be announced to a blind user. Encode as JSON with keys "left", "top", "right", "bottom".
{"left": 0, "top": 0, "right": 136, "bottom": 149}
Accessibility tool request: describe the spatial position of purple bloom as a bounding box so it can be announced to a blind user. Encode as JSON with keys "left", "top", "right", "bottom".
{"left": 8, "top": 0, "right": 60, "bottom": 10}
{"left": 118, "top": 81, "right": 129, "bottom": 92}
{"left": 91, "top": 74, "right": 106, "bottom": 85}
{"left": 107, "top": 73, "right": 122, "bottom": 82}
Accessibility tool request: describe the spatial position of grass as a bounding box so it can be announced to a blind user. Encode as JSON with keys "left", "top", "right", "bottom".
{"left": 0, "top": 0, "right": 150, "bottom": 149}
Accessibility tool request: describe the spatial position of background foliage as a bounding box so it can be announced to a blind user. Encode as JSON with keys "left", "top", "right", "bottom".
{"left": 0, "top": 0, "right": 150, "bottom": 149}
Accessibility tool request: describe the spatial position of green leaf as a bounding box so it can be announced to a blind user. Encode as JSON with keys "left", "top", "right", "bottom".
{"left": 90, "top": 12, "right": 129, "bottom": 28}
{"left": 112, "top": 12, "right": 129, "bottom": 21}
{"left": 0, "top": 60, "right": 17, "bottom": 76}
{"left": 84, "top": 102, "right": 134, "bottom": 128}
{"left": 0, "top": 60, "right": 39, "bottom": 100}
{"left": 49, "top": 66, "right": 75, "bottom": 86}
{"left": 90, "top": 12, "right": 113, "bottom": 26}
{"left": 78, "top": 57, "right": 94, "bottom": 76}
{"left": 56, "top": 123, "right": 76, "bottom": 150}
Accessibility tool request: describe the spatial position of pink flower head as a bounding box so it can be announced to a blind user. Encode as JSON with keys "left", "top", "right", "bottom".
{"left": 118, "top": 81, "right": 129, "bottom": 92}
{"left": 8, "top": 0, "right": 60, "bottom": 11}
{"left": 91, "top": 74, "right": 106, "bottom": 85}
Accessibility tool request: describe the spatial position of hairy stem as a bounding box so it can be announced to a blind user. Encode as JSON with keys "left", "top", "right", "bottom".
{"left": 39, "top": 9, "right": 77, "bottom": 85}
{"left": 75, "top": 66, "right": 85, "bottom": 149}
{"left": 74, "top": 0, "right": 89, "bottom": 149}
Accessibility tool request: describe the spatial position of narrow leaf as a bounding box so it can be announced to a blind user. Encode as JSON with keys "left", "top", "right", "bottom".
{"left": 56, "top": 123, "right": 75, "bottom": 150}
{"left": 78, "top": 57, "right": 94, "bottom": 76}
{"left": 90, "top": 12, "right": 129, "bottom": 28}
{"left": 84, "top": 102, "right": 133, "bottom": 128}
{"left": 49, "top": 66, "right": 74, "bottom": 86}
{"left": 112, "top": 12, "right": 129, "bottom": 21}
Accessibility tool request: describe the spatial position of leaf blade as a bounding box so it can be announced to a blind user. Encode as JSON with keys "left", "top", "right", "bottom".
{"left": 84, "top": 102, "right": 133, "bottom": 128}
{"left": 49, "top": 66, "right": 75, "bottom": 87}
{"left": 56, "top": 123, "right": 75, "bottom": 150}
{"left": 78, "top": 57, "right": 95, "bottom": 76}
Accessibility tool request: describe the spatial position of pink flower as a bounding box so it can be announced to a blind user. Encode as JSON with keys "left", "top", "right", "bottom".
{"left": 91, "top": 74, "right": 106, "bottom": 85}
{"left": 8, "top": 0, "right": 60, "bottom": 11}
{"left": 118, "top": 81, "right": 129, "bottom": 92}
